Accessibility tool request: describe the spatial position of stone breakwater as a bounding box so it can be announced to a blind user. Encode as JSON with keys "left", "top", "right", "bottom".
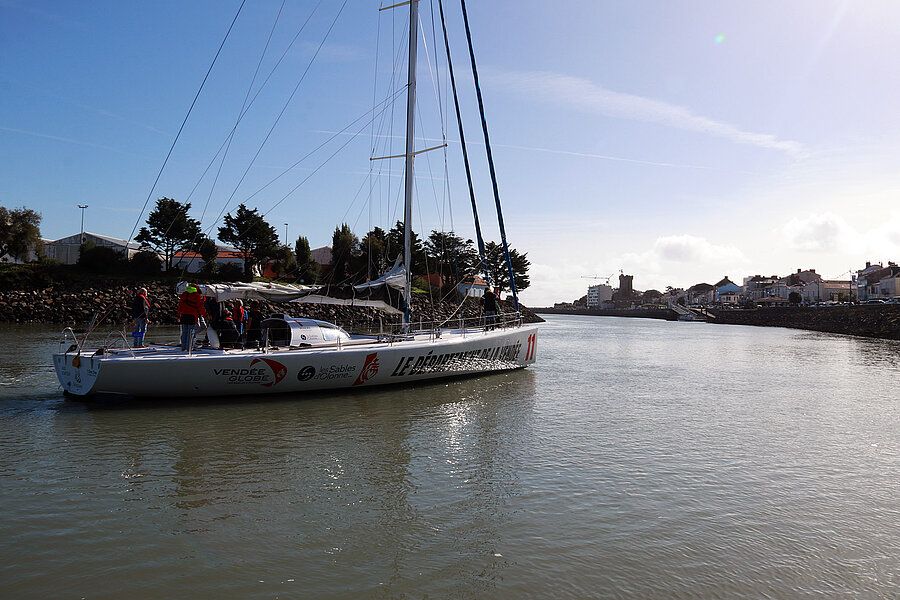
{"left": 533, "top": 305, "right": 900, "bottom": 340}
{"left": 708, "top": 305, "right": 900, "bottom": 340}
{"left": 0, "top": 282, "right": 543, "bottom": 330}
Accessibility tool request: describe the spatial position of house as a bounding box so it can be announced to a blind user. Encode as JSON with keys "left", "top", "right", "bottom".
{"left": 713, "top": 276, "right": 741, "bottom": 304}
{"left": 858, "top": 262, "right": 900, "bottom": 300}
{"left": 801, "top": 279, "right": 851, "bottom": 304}
{"left": 171, "top": 248, "right": 246, "bottom": 273}
{"left": 856, "top": 262, "right": 884, "bottom": 301}
{"left": 458, "top": 275, "right": 488, "bottom": 298}
{"left": 44, "top": 232, "right": 141, "bottom": 265}
{"left": 310, "top": 246, "right": 332, "bottom": 266}
{"left": 743, "top": 274, "right": 781, "bottom": 300}
{"left": 686, "top": 282, "right": 715, "bottom": 306}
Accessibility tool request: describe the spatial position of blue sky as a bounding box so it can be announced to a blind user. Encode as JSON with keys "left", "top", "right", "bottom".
{"left": 3, "top": 0, "right": 900, "bottom": 306}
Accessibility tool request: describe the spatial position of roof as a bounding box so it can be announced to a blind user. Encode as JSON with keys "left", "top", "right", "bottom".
{"left": 173, "top": 250, "right": 244, "bottom": 259}
{"left": 460, "top": 275, "right": 488, "bottom": 287}
{"left": 687, "top": 282, "right": 715, "bottom": 292}
{"left": 48, "top": 231, "right": 140, "bottom": 248}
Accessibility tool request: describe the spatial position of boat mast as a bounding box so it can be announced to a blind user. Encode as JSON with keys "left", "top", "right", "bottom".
{"left": 402, "top": 0, "right": 419, "bottom": 332}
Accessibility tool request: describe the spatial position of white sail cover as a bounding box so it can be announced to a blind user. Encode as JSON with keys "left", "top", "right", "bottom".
{"left": 176, "top": 281, "right": 316, "bottom": 303}
{"left": 352, "top": 259, "right": 406, "bottom": 292}
{"left": 177, "top": 269, "right": 406, "bottom": 315}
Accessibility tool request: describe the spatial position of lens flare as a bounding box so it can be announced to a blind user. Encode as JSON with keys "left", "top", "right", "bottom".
{"left": 715, "top": 34, "right": 725, "bottom": 44}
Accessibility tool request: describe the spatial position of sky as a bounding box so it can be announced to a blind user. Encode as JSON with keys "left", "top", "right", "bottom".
{"left": 3, "top": 0, "right": 900, "bottom": 307}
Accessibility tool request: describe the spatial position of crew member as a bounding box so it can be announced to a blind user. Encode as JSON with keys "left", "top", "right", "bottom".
{"left": 232, "top": 299, "right": 247, "bottom": 339}
{"left": 481, "top": 287, "right": 500, "bottom": 328}
{"left": 130, "top": 287, "right": 150, "bottom": 347}
{"left": 177, "top": 284, "right": 208, "bottom": 351}
{"left": 245, "top": 300, "right": 264, "bottom": 347}
{"left": 216, "top": 311, "right": 240, "bottom": 349}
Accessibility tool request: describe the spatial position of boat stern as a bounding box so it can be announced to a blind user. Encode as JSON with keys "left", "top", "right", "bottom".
{"left": 53, "top": 352, "right": 101, "bottom": 397}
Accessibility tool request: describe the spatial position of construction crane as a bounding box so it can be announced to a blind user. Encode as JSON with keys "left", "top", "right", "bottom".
{"left": 580, "top": 271, "right": 620, "bottom": 285}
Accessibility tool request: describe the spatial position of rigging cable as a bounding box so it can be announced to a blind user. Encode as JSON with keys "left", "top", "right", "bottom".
{"left": 459, "top": 0, "right": 520, "bottom": 311}
{"left": 205, "top": 0, "right": 350, "bottom": 242}
{"left": 438, "top": 0, "right": 490, "bottom": 288}
{"left": 128, "top": 0, "right": 248, "bottom": 245}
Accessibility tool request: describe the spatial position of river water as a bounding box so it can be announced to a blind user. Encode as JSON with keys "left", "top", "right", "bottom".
{"left": 1, "top": 315, "right": 899, "bottom": 599}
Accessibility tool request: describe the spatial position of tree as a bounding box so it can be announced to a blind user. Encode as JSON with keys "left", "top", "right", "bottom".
{"left": 483, "top": 241, "right": 530, "bottom": 295}
{"left": 198, "top": 236, "right": 218, "bottom": 275}
{"left": 789, "top": 291, "right": 802, "bottom": 305}
{"left": 78, "top": 240, "right": 126, "bottom": 273}
{"left": 387, "top": 221, "right": 426, "bottom": 277}
{"left": 130, "top": 250, "right": 162, "bottom": 275}
{"left": 0, "top": 206, "right": 42, "bottom": 262}
{"left": 643, "top": 289, "right": 663, "bottom": 302}
{"left": 268, "top": 245, "right": 296, "bottom": 279}
{"left": 294, "top": 235, "right": 319, "bottom": 284}
{"left": 135, "top": 198, "right": 202, "bottom": 273}
{"left": 359, "top": 226, "right": 389, "bottom": 281}
{"left": 425, "top": 230, "right": 479, "bottom": 291}
{"left": 217, "top": 204, "right": 279, "bottom": 277}
{"left": 327, "top": 223, "right": 359, "bottom": 283}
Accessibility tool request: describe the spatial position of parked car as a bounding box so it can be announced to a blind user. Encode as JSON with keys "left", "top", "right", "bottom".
{"left": 885, "top": 297, "right": 900, "bottom": 305}
{"left": 864, "top": 299, "right": 886, "bottom": 304}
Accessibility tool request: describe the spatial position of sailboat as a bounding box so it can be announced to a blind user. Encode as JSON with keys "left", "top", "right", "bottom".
{"left": 52, "top": 0, "right": 538, "bottom": 399}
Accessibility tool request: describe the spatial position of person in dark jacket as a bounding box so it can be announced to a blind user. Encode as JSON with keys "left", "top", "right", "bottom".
{"left": 130, "top": 287, "right": 150, "bottom": 347}
{"left": 245, "top": 300, "right": 264, "bottom": 347}
{"left": 481, "top": 288, "right": 500, "bottom": 328}
{"left": 215, "top": 312, "right": 241, "bottom": 349}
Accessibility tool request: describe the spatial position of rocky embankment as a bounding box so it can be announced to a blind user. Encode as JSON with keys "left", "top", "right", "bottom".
{"left": 708, "top": 305, "right": 900, "bottom": 340}
{"left": 0, "top": 281, "right": 543, "bottom": 331}
{"left": 534, "top": 304, "right": 900, "bottom": 340}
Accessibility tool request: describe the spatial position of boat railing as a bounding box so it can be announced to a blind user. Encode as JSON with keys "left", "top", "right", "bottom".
{"left": 58, "top": 327, "right": 81, "bottom": 355}
{"left": 101, "top": 330, "right": 136, "bottom": 358}
{"left": 351, "top": 311, "right": 524, "bottom": 338}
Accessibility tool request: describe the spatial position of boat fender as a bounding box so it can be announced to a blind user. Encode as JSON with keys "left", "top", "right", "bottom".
{"left": 72, "top": 356, "right": 81, "bottom": 368}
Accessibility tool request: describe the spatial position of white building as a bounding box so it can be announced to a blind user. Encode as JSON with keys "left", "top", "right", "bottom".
{"left": 458, "top": 275, "right": 488, "bottom": 298}
{"left": 44, "top": 232, "right": 141, "bottom": 265}
{"left": 586, "top": 284, "right": 613, "bottom": 307}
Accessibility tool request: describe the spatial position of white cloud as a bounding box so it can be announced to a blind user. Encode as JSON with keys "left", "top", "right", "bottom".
{"left": 488, "top": 69, "right": 807, "bottom": 158}
{"left": 782, "top": 212, "right": 858, "bottom": 252}
{"left": 616, "top": 235, "right": 749, "bottom": 290}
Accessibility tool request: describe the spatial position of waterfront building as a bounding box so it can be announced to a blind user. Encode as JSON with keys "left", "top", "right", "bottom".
{"left": 800, "top": 279, "right": 852, "bottom": 303}
{"left": 586, "top": 283, "right": 613, "bottom": 307}
{"left": 686, "top": 282, "right": 715, "bottom": 306}
{"left": 858, "top": 262, "right": 900, "bottom": 300}
{"left": 713, "top": 277, "right": 741, "bottom": 304}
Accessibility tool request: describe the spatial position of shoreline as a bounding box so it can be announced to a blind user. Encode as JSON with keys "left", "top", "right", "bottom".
{"left": 533, "top": 306, "right": 900, "bottom": 341}
{"left": 0, "top": 281, "right": 544, "bottom": 330}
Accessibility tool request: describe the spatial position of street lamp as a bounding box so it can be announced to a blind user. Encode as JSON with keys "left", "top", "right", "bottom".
{"left": 78, "top": 205, "right": 88, "bottom": 244}
{"left": 284, "top": 223, "right": 289, "bottom": 245}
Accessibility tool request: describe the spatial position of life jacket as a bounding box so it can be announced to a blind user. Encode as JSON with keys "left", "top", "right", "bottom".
{"left": 233, "top": 306, "right": 246, "bottom": 324}
{"left": 178, "top": 291, "right": 207, "bottom": 323}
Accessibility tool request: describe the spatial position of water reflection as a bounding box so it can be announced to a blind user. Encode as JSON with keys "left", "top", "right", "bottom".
{"left": 44, "top": 369, "right": 536, "bottom": 597}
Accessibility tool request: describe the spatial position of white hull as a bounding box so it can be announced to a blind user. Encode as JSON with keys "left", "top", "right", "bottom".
{"left": 53, "top": 326, "right": 538, "bottom": 399}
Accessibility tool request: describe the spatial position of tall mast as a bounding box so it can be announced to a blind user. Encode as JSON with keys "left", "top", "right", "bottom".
{"left": 402, "top": 0, "right": 419, "bottom": 332}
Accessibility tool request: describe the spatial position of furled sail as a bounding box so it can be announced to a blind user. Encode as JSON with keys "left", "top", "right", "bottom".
{"left": 177, "top": 261, "right": 407, "bottom": 315}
